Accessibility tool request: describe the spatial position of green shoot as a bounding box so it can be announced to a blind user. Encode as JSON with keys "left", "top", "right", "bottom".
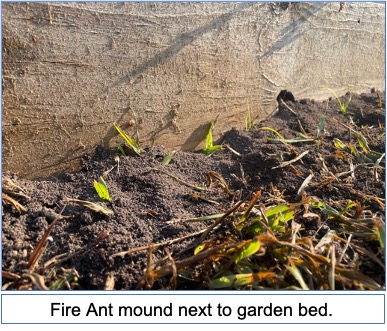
{"left": 245, "top": 102, "right": 253, "bottom": 131}
{"left": 333, "top": 138, "right": 347, "bottom": 150}
{"left": 162, "top": 150, "right": 176, "bottom": 165}
{"left": 327, "top": 88, "right": 352, "bottom": 114}
{"left": 286, "top": 258, "right": 309, "bottom": 290}
{"left": 357, "top": 133, "right": 371, "bottom": 153}
{"left": 234, "top": 237, "right": 261, "bottom": 264}
{"left": 374, "top": 218, "right": 385, "bottom": 250}
{"left": 259, "top": 126, "right": 313, "bottom": 145}
{"left": 116, "top": 143, "right": 127, "bottom": 156}
{"left": 247, "top": 204, "right": 295, "bottom": 235}
{"left": 208, "top": 271, "right": 275, "bottom": 289}
{"left": 50, "top": 274, "right": 78, "bottom": 290}
{"left": 93, "top": 176, "right": 111, "bottom": 202}
{"left": 373, "top": 153, "right": 385, "bottom": 181}
{"left": 114, "top": 122, "right": 143, "bottom": 156}
{"left": 259, "top": 126, "right": 285, "bottom": 140}
{"left": 310, "top": 201, "right": 346, "bottom": 220}
{"left": 316, "top": 114, "right": 326, "bottom": 139}
{"left": 201, "top": 115, "right": 222, "bottom": 155}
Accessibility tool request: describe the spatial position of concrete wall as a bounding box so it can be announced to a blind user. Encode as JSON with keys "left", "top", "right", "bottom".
{"left": 2, "top": 2, "right": 384, "bottom": 178}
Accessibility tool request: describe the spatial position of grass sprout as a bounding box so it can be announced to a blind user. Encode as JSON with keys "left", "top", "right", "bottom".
{"left": 233, "top": 237, "right": 261, "bottom": 264}
{"left": 116, "top": 143, "right": 127, "bottom": 156}
{"left": 162, "top": 150, "right": 177, "bottom": 165}
{"left": 259, "top": 127, "right": 314, "bottom": 146}
{"left": 245, "top": 102, "right": 254, "bottom": 131}
{"left": 201, "top": 115, "right": 222, "bottom": 155}
{"left": 327, "top": 88, "right": 352, "bottom": 114}
{"left": 316, "top": 114, "right": 326, "bottom": 139}
{"left": 93, "top": 176, "right": 111, "bottom": 202}
{"left": 208, "top": 271, "right": 276, "bottom": 289}
{"left": 50, "top": 273, "right": 79, "bottom": 290}
{"left": 114, "top": 122, "right": 143, "bottom": 156}
{"left": 333, "top": 132, "right": 384, "bottom": 164}
{"left": 374, "top": 218, "right": 385, "bottom": 250}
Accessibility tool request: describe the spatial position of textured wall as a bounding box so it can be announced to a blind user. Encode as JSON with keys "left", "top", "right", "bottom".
{"left": 2, "top": 2, "right": 384, "bottom": 178}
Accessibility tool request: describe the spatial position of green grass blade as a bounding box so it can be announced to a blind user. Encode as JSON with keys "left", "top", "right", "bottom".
{"left": 357, "top": 133, "right": 371, "bottom": 153}
{"left": 245, "top": 102, "right": 253, "bottom": 131}
{"left": 311, "top": 201, "right": 345, "bottom": 219}
{"left": 93, "top": 176, "right": 111, "bottom": 202}
{"left": 316, "top": 114, "right": 326, "bottom": 139}
{"left": 258, "top": 126, "right": 285, "bottom": 140}
{"left": 344, "top": 93, "right": 352, "bottom": 110}
{"left": 333, "top": 138, "right": 347, "bottom": 150}
{"left": 202, "top": 115, "right": 222, "bottom": 154}
{"left": 208, "top": 272, "right": 275, "bottom": 289}
{"left": 374, "top": 218, "right": 385, "bottom": 250}
{"left": 50, "top": 274, "right": 78, "bottom": 290}
{"left": 267, "top": 205, "right": 294, "bottom": 231}
{"left": 114, "top": 123, "right": 143, "bottom": 156}
{"left": 268, "top": 138, "right": 314, "bottom": 144}
{"left": 116, "top": 143, "right": 127, "bottom": 156}
{"left": 327, "top": 88, "right": 352, "bottom": 114}
{"left": 206, "top": 115, "right": 218, "bottom": 149}
{"left": 234, "top": 237, "right": 261, "bottom": 264}
{"left": 162, "top": 150, "right": 177, "bottom": 165}
{"left": 286, "top": 259, "right": 309, "bottom": 290}
{"left": 208, "top": 274, "right": 238, "bottom": 289}
{"left": 202, "top": 145, "right": 222, "bottom": 154}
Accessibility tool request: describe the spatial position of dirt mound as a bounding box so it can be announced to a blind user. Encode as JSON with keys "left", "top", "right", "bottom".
{"left": 2, "top": 90, "right": 385, "bottom": 290}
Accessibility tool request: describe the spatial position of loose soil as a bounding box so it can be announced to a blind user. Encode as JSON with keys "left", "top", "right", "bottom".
{"left": 2, "top": 90, "right": 385, "bottom": 290}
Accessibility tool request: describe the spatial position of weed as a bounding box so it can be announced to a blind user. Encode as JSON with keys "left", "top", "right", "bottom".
{"left": 376, "top": 91, "right": 383, "bottom": 108}
{"left": 245, "top": 102, "right": 253, "bottom": 131}
{"left": 259, "top": 127, "right": 314, "bottom": 145}
{"left": 327, "top": 88, "right": 352, "bottom": 114}
{"left": 50, "top": 273, "right": 79, "bottom": 290}
{"left": 374, "top": 218, "right": 385, "bottom": 250}
{"left": 116, "top": 143, "right": 126, "bottom": 156}
{"left": 93, "top": 176, "right": 111, "bottom": 202}
{"left": 316, "top": 114, "right": 326, "bottom": 139}
{"left": 201, "top": 115, "right": 222, "bottom": 155}
{"left": 114, "top": 122, "right": 143, "bottom": 156}
{"left": 332, "top": 131, "right": 384, "bottom": 164}
{"left": 162, "top": 150, "right": 176, "bottom": 165}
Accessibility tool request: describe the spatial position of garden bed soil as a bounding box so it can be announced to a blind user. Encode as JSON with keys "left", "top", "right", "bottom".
{"left": 2, "top": 90, "right": 385, "bottom": 290}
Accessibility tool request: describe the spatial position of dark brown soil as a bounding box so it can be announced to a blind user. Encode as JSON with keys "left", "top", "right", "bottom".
{"left": 2, "top": 90, "right": 385, "bottom": 290}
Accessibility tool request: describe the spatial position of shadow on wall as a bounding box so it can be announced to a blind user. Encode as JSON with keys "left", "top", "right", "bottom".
{"left": 259, "top": 2, "right": 325, "bottom": 60}
{"left": 102, "top": 2, "right": 255, "bottom": 146}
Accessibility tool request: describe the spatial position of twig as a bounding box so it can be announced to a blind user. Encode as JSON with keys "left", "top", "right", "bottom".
{"left": 223, "top": 144, "right": 242, "bottom": 157}
{"left": 272, "top": 150, "right": 310, "bottom": 169}
{"left": 329, "top": 242, "right": 336, "bottom": 290}
{"left": 280, "top": 98, "right": 298, "bottom": 116}
{"left": 2, "top": 193, "right": 28, "bottom": 213}
{"left": 296, "top": 171, "right": 314, "bottom": 200}
{"left": 104, "top": 273, "right": 115, "bottom": 290}
{"left": 338, "top": 234, "right": 352, "bottom": 264}
{"left": 111, "top": 229, "right": 207, "bottom": 258}
{"left": 151, "top": 168, "right": 209, "bottom": 192}
{"left": 166, "top": 213, "right": 227, "bottom": 224}
{"left": 28, "top": 205, "right": 67, "bottom": 270}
